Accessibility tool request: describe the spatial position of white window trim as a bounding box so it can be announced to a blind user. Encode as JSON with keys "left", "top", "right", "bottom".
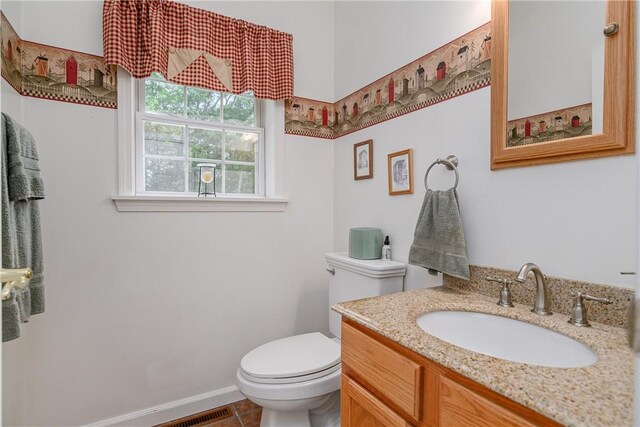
{"left": 112, "top": 68, "right": 287, "bottom": 212}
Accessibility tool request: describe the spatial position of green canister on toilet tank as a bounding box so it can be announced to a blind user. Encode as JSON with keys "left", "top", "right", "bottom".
{"left": 349, "top": 228, "right": 383, "bottom": 259}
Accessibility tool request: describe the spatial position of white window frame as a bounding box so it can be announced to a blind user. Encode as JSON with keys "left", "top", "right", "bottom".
{"left": 136, "top": 79, "right": 265, "bottom": 196}
{"left": 112, "top": 69, "right": 287, "bottom": 212}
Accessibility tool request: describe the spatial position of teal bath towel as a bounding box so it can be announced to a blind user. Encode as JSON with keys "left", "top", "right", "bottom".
{"left": 408, "top": 188, "right": 470, "bottom": 280}
{"left": 1, "top": 113, "right": 45, "bottom": 342}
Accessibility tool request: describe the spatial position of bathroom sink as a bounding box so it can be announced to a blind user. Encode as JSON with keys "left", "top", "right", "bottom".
{"left": 416, "top": 311, "right": 597, "bottom": 368}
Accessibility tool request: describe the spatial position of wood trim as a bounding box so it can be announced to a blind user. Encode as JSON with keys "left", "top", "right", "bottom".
{"left": 626, "top": 0, "right": 636, "bottom": 156}
{"left": 387, "top": 149, "right": 414, "bottom": 195}
{"left": 354, "top": 139, "right": 374, "bottom": 180}
{"left": 423, "top": 363, "right": 440, "bottom": 427}
{"left": 490, "top": 0, "right": 635, "bottom": 169}
{"left": 341, "top": 375, "right": 350, "bottom": 427}
{"left": 342, "top": 318, "right": 562, "bottom": 427}
{"left": 490, "top": 0, "right": 509, "bottom": 170}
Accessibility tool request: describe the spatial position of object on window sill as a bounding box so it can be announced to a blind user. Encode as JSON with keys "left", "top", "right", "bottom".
{"left": 197, "top": 163, "right": 217, "bottom": 197}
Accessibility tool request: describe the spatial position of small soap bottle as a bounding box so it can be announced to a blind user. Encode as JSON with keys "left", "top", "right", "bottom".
{"left": 382, "top": 236, "right": 391, "bottom": 260}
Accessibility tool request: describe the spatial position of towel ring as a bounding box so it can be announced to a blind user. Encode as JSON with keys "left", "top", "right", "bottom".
{"left": 424, "top": 155, "right": 459, "bottom": 190}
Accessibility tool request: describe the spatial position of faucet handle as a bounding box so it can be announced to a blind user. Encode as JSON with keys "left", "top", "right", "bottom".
{"left": 485, "top": 276, "right": 512, "bottom": 285}
{"left": 486, "top": 277, "right": 514, "bottom": 307}
{"left": 569, "top": 292, "right": 612, "bottom": 327}
{"left": 582, "top": 294, "right": 612, "bottom": 305}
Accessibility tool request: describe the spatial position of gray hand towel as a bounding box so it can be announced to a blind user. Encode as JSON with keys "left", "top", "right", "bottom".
{"left": 2, "top": 113, "right": 45, "bottom": 342}
{"left": 408, "top": 188, "right": 470, "bottom": 280}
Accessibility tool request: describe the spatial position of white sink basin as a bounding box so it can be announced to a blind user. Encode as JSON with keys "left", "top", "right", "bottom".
{"left": 416, "top": 311, "right": 597, "bottom": 368}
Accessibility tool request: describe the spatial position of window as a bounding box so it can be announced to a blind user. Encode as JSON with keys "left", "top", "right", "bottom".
{"left": 113, "top": 71, "right": 286, "bottom": 212}
{"left": 136, "top": 73, "right": 264, "bottom": 196}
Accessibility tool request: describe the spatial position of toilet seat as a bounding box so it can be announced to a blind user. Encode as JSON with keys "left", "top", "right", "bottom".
{"left": 241, "top": 362, "right": 341, "bottom": 384}
{"left": 236, "top": 366, "right": 341, "bottom": 401}
{"left": 240, "top": 332, "right": 341, "bottom": 384}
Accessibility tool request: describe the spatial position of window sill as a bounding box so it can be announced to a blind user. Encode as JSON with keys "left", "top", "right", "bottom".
{"left": 112, "top": 195, "right": 288, "bottom": 212}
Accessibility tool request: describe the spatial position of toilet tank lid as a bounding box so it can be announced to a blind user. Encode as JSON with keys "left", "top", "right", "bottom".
{"left": 325, "top": 252, "right": 406, "bottom": 278}
{"left": 240, "top": 332, "right": 340, "bottom": 379}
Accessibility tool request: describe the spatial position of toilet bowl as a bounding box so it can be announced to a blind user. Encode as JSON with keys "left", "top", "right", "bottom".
{"left": 236, "top": 253, "right": 406, "bottom": 427}
{"left": 236, "top": 332, "right": 341, "bottom": 427}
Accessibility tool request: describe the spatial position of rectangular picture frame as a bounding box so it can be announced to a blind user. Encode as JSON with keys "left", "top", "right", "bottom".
{"left": 387, "top": 149, "right": 413, "bottom": 195}
{"left": 354, "top": 139, "right": 373, "bottom": 180}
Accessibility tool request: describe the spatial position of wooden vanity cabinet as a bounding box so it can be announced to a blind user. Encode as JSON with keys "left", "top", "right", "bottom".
{"left": 341, "top": 319, "right": 562, "bottom": 427}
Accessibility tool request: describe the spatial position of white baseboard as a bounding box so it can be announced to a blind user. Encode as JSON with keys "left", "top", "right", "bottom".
{"left": 85, "top": 385, "right": 244, "bottom": 427}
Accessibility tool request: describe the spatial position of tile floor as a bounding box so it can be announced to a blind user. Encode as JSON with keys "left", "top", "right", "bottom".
{"left": 202, "top": 399, "right": 262, "bottom": 427}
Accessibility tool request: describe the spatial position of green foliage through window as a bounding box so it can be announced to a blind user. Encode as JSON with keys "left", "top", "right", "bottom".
{"left": 140, "top": 77, "right": 261, "bottom": 195}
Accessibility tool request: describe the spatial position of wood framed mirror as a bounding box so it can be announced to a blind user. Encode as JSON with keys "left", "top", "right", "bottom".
{"left": 491, "top": 0, "right": 635, "bottom": 169}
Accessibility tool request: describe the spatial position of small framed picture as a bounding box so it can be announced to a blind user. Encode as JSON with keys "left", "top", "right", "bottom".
{"left": 354, "top": 139, "right": 373, "bottom": 180}
{"left": 387, "top": 149, "right": 413, "bottom": 195}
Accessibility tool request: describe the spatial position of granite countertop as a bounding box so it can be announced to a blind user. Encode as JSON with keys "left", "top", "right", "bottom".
{"left": 332, "top": 287, "right": 634, "bottom": 427}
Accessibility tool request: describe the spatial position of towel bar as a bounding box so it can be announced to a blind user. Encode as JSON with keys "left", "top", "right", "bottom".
{"left": 1, "top": 268, "right": 32, "bottom": 301}
{"left": 424, "top": 155, "right": 459, "bottom": 190}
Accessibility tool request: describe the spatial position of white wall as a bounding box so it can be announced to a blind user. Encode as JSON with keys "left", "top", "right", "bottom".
{"left": 1, "top": 79, "right": 21, "bottom": 122}
{"left": 1, "top": 1, "right": 334, "bottom": 425}
{"left": 333, "top": 1, "right": 638, "bottom": 290}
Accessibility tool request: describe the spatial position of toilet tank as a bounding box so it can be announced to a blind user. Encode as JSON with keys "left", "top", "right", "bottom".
{"left": 326, "top": 252, "right": 406, "bottom": 338}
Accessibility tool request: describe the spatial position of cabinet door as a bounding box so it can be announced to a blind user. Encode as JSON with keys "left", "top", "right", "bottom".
{"left": 342, "top": 322, "right": 422, "bottom": 419}
{"left": 342, "top": 375, "right": 411, "bottom": 427}
{"left": 439, "top": 376, "right": 538, "bottom": 427}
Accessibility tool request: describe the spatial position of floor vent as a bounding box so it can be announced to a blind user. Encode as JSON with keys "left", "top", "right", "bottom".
{"left": 155, "top": 405, "right": 234, "bottom": 427}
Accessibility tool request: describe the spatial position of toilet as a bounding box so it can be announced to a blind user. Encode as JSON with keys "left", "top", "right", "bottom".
{"left": 236, "top": 252, "right": 406, "bottom": 427}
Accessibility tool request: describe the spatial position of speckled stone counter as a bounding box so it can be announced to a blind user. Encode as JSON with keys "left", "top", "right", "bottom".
{"left": 333, "top": 287, "right": 634, "bottom": 427}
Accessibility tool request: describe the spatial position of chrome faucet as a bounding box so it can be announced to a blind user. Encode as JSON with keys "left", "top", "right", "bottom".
{"left": 515, "top": 263, "right": 552, "bottom": 315}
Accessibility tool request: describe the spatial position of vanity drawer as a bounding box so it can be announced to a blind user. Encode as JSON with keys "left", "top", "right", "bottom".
{"left": 341, "top": 322, "right": 422, "bottom": 420}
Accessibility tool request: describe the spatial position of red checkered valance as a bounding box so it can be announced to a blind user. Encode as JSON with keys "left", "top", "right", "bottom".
{"left": 102, "top": 0, "right": 294, "bottom": 100}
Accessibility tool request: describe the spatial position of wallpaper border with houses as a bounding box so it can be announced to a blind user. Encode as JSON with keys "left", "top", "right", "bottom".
{"left": 1, "top": 12, "right": 117, "bottom": 109}
{"left": 506, "top": 103, "right": 593, "bottom": 147}
{"left": 285, "top": 22, "right": 492, "bottom": 140}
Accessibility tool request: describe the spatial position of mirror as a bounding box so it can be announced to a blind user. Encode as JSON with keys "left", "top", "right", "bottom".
{"left": 491, "top": 0, "right": 635, "bottom": 169}
{"left": 508, "top": 1, "right": 605, "bottom": 145}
